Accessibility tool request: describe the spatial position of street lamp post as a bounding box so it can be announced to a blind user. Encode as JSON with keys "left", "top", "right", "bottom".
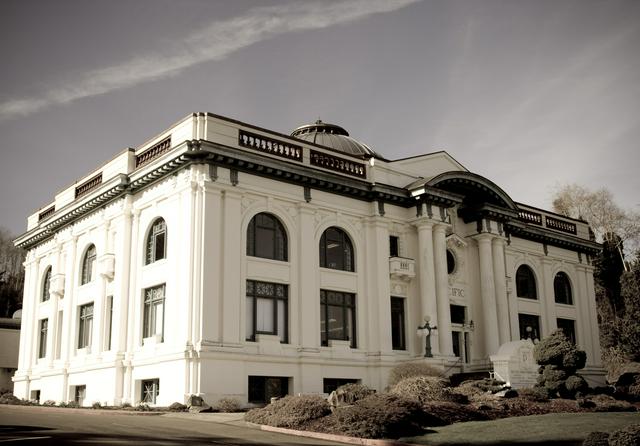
{"left": 417, "top": 315, "right": 437, "bottom": 358}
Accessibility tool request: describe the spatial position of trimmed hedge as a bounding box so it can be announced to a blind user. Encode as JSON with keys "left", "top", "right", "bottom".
{"left": 391, "top": 376, "right": 467, "bottom": 405}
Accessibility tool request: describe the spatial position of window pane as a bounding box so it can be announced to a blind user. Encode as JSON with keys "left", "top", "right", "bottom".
{"left": 328, "top": 305, "right": 345, "bottom": 340}
{"left": 246, "top": 297, "right": 254, "bottom": 340}
{"left": 518, "top": 313, "right": 540, "bottom": 341}
{"left": 154, "top": 301, "right": 163, "bottom": 336}
{"left": 256, "top": 298, "right": 275, "bottom": 333}
{"left": 155, "top": 232, "right": 165, "bottom": 261}
{"left": 277, "top": 300, "right": 286, "bottom": 342}
{"left": 391, "top": 297, "right": 405, "bottom": 350}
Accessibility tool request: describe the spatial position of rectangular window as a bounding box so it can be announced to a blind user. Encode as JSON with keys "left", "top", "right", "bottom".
{"left": 30, "top": 390, "right": 41, "bottom": 402}
{"left": 246, "top": 280, "right": 288, "bottom": 343}
{"left": 323, "top": 378, "right": 359, "bottom": 394}
{"left": 74, "top": 385, "right": 86, "bottom": 406}
{"left": 389, "top": 236, "right": 399, "bottom": 257}
{"left": 518, "top": 313, "right": 541, "bottom": 341}
{"left": 450, "top": 304, "right": 466, "bottom": 325}
{"left": 141, "top": 379, "right": 160, "bottom": 404}
{"left": 320, "top": 290, "right": 356, "bottom": 348}
{"left": 105, "top": 296, "right": 113, "bottom": 351}
{"left": 77, "top": 303, "right": 93, "bottom": 349}
{"left": 143, "top": 285, "right": 165, "bottom": 341}
{"left": 248, "top": 376, "right": 289, "bottom": 404}
{"left": 38, "top": 319, "right": 48, "bottom": 359}
{"left": 390, "top": 297, "right": 406, "bottom": 350}
{"left": 557, "top": 318, "right": 577, "bottom": 344}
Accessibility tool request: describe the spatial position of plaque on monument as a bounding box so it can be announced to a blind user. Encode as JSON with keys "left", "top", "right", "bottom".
{"left": 490, "top": 340, "right": 538, "bottom": 389}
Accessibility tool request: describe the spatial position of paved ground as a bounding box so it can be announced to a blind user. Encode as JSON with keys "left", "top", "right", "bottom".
{"left": 0, "top": 405, "right": 346, "bottom": 445}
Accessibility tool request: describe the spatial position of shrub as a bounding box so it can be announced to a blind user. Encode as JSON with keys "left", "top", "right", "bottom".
{"left": 42, "top": 400, "right": 57, "bottom": 406}
{"left": 120, "top": 402, "right": 132, "bottom": 408}
{"left": 332, "top": 383, "right": 375, "bottom": 406}
{"left": 332, "top": 393, "right": 424, "bottom": 439}
{"left": 168, "top": 402, "right": 187, "bottom": 412}
{"left": 245, "top": 395, "right": 330, "bottom": 428}
{"left": 535, "top": 329, "right": 574, "bottom": 366}
{"left": 216, "top": 398, "right": 241, "bottom": 413}
{"left": 64, "top": 401, "right": 79, "bottom": 408}
{"left": 565, "top": 375, "right": 588, "bottom": 396}
{"left": 563, "top": 350, "right": 587, "bottom": 372}
{"left": 387, "top": 362, "right": 442, "bottom": 387}
{"left": 459, "top": 378, "right": 507, "bottom": 394}
{"left": 391, "top": 376, "right": 467, "bottom": 405}
{"left": 92, "top": 402, "right": 102, "bottom": 409}
{"left": 421, "top": 401, "right": 490, "bottom": 424}
{"left": 608, "top": 423, "right": 640, "bottom": 446}
{"left": 0, "top": 393, "right": 23, "bottom": 405}
{"left": 582, "top": 431, "right": 610, "bottom": 446}
{"left": 588, "top": 395, "right": 635, "bottom": 412}
{"left": 135, "top": 403, "right": 151, "bottom": 411}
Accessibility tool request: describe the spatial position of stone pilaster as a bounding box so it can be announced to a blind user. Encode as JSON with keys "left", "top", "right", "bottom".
{"left": 492, "top": 237, "right": 510, "bottom": 345}
{"left": 414, "top": 219, "right": 439, "bottom": 355}
{"left": 298, "top": 203, "right": 319, "bottom": 350}
{"left": 475, "top": 233, "right": 500, "bottom": 356}
{"left": 221, "top": 189, "right": 243, "bottom": 344}
{"left": 433, "top": 224, "right": 453, "bottom": 356}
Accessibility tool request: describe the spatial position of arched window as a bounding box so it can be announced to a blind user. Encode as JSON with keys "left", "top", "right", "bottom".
{"left": 146, "top": 218, "right": 167, "bottom": 265}
{"left": 516, "top": 265, "right": 537, "bottom": 299}
{"left": 554, "top": 272, "right": 573, "bottom": 305}
{"left": 446, "top": 250, "right": 456, "bottom": 274}
{"left": 246, "top": 213, "right": 288, "bottom": 261}
{"left": 42, "top": 267, "right": 52, "bottom": 302}
{"left": 81, "top": 244, "right": 97, "bottom": 285}
{"left": 319, "top": 227, "right": 354, "bottom": 272}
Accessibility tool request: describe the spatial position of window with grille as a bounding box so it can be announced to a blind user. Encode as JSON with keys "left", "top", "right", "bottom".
{"left": 143, "top": 285, "right": 165, "bottom": 341}
{"left": 390, "top": 297, "right": 406, "bottom": 350}
{"left": 141, "top": 379, "right": 160, "bottom": 404}
{"left": 320, "top": 290, "right": 356, "bottom": 348}
{"left": 245, "top": 280, "right": 288, "bottom": 342}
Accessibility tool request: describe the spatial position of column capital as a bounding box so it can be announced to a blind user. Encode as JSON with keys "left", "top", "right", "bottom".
{"left": 472, "top": 232, "right": 495, "bottom": 243}
{"left": 411, "top": 217, "right": 438, "bottom": 229}
{"left": 491, "top": 235, "right": 508, "bottom": 246}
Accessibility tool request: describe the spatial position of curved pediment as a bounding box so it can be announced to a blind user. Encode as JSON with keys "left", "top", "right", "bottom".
{"left": 427, "top": 171, "right": 518, "bottom": 212}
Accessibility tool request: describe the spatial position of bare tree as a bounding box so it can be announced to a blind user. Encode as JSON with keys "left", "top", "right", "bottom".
{"left": 552, "top": 184, "right": 640, "bottom": 269}
{"left": 0, "top": 227, "right": 25, "bottom": 317}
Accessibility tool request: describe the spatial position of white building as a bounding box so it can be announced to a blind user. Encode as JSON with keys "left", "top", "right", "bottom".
{"left": 13, "top": 113, "right": 603, "bottom": 406}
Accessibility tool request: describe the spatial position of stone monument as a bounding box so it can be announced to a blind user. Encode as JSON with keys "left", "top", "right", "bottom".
{"left": 490, "top": 340, "right": 538, "bottom": 389}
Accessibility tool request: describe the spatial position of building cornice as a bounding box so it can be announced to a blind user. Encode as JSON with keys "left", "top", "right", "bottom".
{"left": 506, "top": 220, "right": 601, "bottom": 255}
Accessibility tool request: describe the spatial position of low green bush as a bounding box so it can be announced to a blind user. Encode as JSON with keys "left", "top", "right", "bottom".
{"left": 517, "top": 387, "right": 551, "bottom": 402}
{"left": 588, "top": 395, "right": 635, "bottom": 412}
{"left": 0, "top": 393, "right": 23, "bottom": 405}
{"left": 387, "top": 362, "right": 442, "bottom": 387}
{"left": 459, "top": 378, "right": 506, "bottom": 394}
{"left": 421, "top": 401, "right": 490, "bottom": 425}
{"left": 332, "top": 383, "right": 375, "bottom": 405}
{"left": 91, "top": 402, "right": 102, "bottom": 409}
{"left": 608, "top": 423, "right": 640, "bottom": 446}
{"left": 42, "top": 400, "right": 57, "bottom": 406}
{"left": 332, "top": 393, "right": 424, "bottom": 439}
{"left": 135, "top": 403, "right": 151, "bottom": 411}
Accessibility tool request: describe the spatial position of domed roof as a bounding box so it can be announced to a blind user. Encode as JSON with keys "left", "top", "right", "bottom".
{"left": 291, "top": 120, "right": 380, "bottom": 158}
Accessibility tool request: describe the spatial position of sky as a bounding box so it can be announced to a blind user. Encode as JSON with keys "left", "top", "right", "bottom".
{"left": 1, "top": 0, "right": 639, "bottom": 236}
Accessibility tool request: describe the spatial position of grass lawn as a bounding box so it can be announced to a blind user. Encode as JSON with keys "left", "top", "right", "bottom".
{"left": 401, "top": 412, "right": 639, "bottom": 446}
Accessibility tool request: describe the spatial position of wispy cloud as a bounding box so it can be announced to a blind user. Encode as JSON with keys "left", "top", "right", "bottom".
{"left": 0, "top": 0, "right": 419, "bottom": 120}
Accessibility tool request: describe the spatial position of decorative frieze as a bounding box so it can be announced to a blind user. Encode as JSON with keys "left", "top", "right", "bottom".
{"left": 75, "top": 173, "right": 103, "bottom": 199}
{"left": 310, "top": 150, "right": 366, "bottom": 178}
{"left": 238, "top": 130, "right": 302, "bottom": 162}
{"left": 135, "top": 137, "right": 172, "bottom": 169}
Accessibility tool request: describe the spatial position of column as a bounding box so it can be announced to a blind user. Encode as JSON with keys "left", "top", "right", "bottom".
{"left": 16, "top": 256, "right": 35, "bottom": 373}
{"left": 541, "top": 258, "right": 557, "bottom": 336}
{"left": 574, "top": 265, "right": 592, "bottom": 360}
{"left": 123, "top": 209, "right": 140, "bottom": 404}
{"left": 298, "top": 203, "right": 319, "bottom": 349}
{"left": 221, "top": 189, "right": 243, "bottom": 344}
{"left": 433, "top": 224, "right": 453, "bottom": 356}
{"left": 492, "top": 237, "right": 510, "bottom": 345}
{"left": 584, "top": 268, "right": 602, "bottom": 366}
{"left": 366, "top": 217, "right": 393, "bottom": 355}
{"left": 200, "top": 186, "right": 222, "bottom": 343}
{"left": 415, "top": 220, "right": 439, "bottom": 355}
{"left": 476, "top": 234, "right": 500, "bottom": 355}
